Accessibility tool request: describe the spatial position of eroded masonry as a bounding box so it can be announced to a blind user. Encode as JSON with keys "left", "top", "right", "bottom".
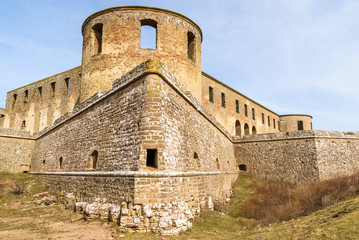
{"left": 1, "top": 6, "right": 358, "bottom": 235}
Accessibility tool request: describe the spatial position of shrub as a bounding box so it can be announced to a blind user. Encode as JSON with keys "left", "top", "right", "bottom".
{"left": 10, "top": 183, "right": 27, "bottom": 195}
{"left": 238, "top": 173, "right": 359, "bottom": 225}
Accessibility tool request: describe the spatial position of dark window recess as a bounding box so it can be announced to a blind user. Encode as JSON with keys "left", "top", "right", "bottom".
{"left": 216, "top": 158, "right": 220, "bottom": 170}
{"left": 187, "top": 31, "right": 195, "bottom": 61}
{"left": 91, "top": 150, "right": 98, "bottom": 169}
{"left": 209, "top": 87, "right": 214, "bottom": 103}
{"left": 21, "top": 120, "right": 26, "bottom": 129}
{"left": 244, "top": 104, "right": 248, "bottom": 117}
{"left": 58, "top": 157, "right": 63, "bottom": 170}
{"left": 41, "top": 160, "right": 45, "bottom": 172}
{"left": 146, "top": 149, "right": 158, "bottom": 168}
{"left": 38, "top": 87, "right": 42, "bottom": 97}
{"left": 239, "top": 164, "right": 247, "bottom": 171}
{"left": 236, "top": 100, "right": 239, "bottom": 113}
{"left": 65, "top": 78, "right": 70, "bottom": 95}
{"left": 24, "top": 90, "right": 28, "bottom": 102}
{"left": 51, "top": 82, "right": 56, "bottom": 97}
{"left": 252, "top": 108, "right": 255, "bottom": 120}
{"left": 262, "top": 113, "right": 265, "bottom": 124}
{"left": 221, "top": 93, "right": 226, "bottom": 107}
{"left": 140, "top": 19, "right": 157, "bottom": 49}
{"left": 268, "top": 116, "right": 270, "bottom": 126}
{"left": 278, "top": 121, "right": 281, "bottom": 131}
{"left": 93, "top": 23, "right": 103, "bottom": 54}
{"left": 273, "top": 119, "right": 276, "bottom": 129}
{"left": 252, "top": 126, "right": 257, "bottom": 134}
{"left": 298, "top": 120, "right": 304, "bottom": 130}
{"left": 0, "top": 114, "right": 4, "bottom": 118}
{"left": 13, "top": 94, "right": 17, "bottom": 106}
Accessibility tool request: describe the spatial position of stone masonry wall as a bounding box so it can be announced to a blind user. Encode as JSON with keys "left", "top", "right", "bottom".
{"left": 234, "top": 131, "right": 319, "bottom": 183}
{"left": 314, "top": 131, "right": 359, "bottom": 180}
{"left": 0, "top": 128, "right": 35, "bottom": 173}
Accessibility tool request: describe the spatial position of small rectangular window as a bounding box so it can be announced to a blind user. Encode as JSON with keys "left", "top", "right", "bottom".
{"left": 268, "top": 116, "right": 270, "bottom": 126}
{"left": 65, "top": 78, "right": 70, "bottom": 95}
{"left": 252, "top": 108, "right": 255, "bottom": 120}
{"left": 141, "top": 19, "right": 157, "bottom": 49}
{"left": 187, "top": 31, "right": 196, "bottom": 62}
{"left": 278, "top": 121, "right": 281, "bottom": 131}
{"left": 38, "top": 87, "right": 42, "bottom": 97}
{"left": 262, "top": 113, "right": 264, "bottom": 124}
{"left": 221, "top": 93, "right": 226, "bottom": 107}
{"left": 146, "top": 149, "right": 158, "bottom": 168}
{"left": 244, "top": 104, "right": 248, "bottom": 117}
{"left": 93, "top": 23, "right": 103, "bottom": 54}
{"left": 209, "top": 86, "right": 214, "bottom": 103}
{"left": 13, "top": 94, "right": 17, "bottom": 106}
{"left": 235, "top": 100, "right": 239, "bottom": 113}
{"left": 273, "top": 119, "right": 276, "bottom": 129}
{"left": 298, "top": 120, "right": 304, "bottom": 130}
{"left": 51, "top": 82, "right": 56, "bottom": 97}
{"left": 21, "top": 120, "right": 26, "bottom": 129}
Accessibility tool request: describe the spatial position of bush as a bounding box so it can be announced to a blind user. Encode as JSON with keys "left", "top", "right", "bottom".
{"left": 238, "top": 173, "right": 359, "bottom": 225}
{"left": 10, "top": 183, "right": 27, "bottom": 195}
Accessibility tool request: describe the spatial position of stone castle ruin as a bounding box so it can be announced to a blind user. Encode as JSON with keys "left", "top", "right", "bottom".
{"left": 0, "top": 6, "right": 358, "bottom": 234}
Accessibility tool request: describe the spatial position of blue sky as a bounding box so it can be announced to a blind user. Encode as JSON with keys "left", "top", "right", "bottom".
{"left": 0, "top": 0, "right": 358, "bottom": 131}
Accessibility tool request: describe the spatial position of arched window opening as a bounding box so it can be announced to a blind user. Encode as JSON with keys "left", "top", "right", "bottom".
{"left": 57, "top": 157, "right": 63, "bottom": 171}
{"left": 89, "top": 150, "right": 98, "bottom": 170}
{"left": 252, "top": 126, "right": 257, "bottom": 135}
{"left": 93, "top": 23, "right": 103, "bottom": 54}
{"left": 41, "top": 160, "right": 45, "bottom": 172}
{"left": 141, "top": 19, "right": 157, "bottom": 49}
{"left": 239, "top": 164, "right": 247, "bottom": 171}
{"left": 235, "top": 120, "right": 241, "bottom": 136}
{"left": 146, "top": 149, "right": 158, "bottom": 168}
{"left": 244, "top": 123, "right": 249, "bottom": 135}
{"left": 187, "top": 31, "right": 196, "bottom": 62}
{"left": 194, "top": 152, "right": 200, "bottom": 169}
{"left": 21, "top": 120, "right": 26, "bottom": 129}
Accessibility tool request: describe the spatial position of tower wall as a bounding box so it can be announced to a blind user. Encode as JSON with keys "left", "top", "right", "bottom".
{"left": 80, "top": 6, "right": 202, "bottom": 102}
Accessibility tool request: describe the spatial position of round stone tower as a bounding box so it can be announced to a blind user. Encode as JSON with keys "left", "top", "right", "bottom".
{"left": 80, "top": 6, "right": 203, "bottom": 102}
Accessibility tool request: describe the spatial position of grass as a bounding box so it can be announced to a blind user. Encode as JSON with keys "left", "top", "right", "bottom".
{"left": 2, "top": 173, "right": 359, "bottom": 239}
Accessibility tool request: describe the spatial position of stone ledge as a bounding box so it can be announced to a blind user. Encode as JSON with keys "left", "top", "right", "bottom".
{"left": 31, "top": 171, "right": 238, "bottom": 178}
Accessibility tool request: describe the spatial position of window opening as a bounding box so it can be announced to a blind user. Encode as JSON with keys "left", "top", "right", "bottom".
{"left": 239, "top": 164, "right": 247, "bottom": 171}
{"left": 65, "top": 78, "right": 70, "bottom": 95}
{"left": 221, "top": 93, "right": 226, "bottom": 107}
{"left": 21, "top": 120, "right": 26, "bottom": 129}
{"left": 236, "top": 100, "right": 239, "bottom": 113}
{"left": 38, "top": 87, "right": 42, "bottom": 97}
{"left": 252, "top": 126, "right": 257, "bottom": 135}
{"left": 89, "top": 150, "right": 98, "bottom": 170}
{"left": 93, "top": 23, "right": 103, "bottom": 54}
{"left": 41, "top": 160, "right": 45, "bottom": 172}
{"left": 58, "top": 157, "right": 63, "bottom": 170}
{"left": 273, "top": 119, "right": 276, "bottom": 129}
{"left": 252, "top": 108, "right": 255, "bottom": 120}
{"left": 51, "top": 82, "right": 56, "bottom": 97}
{"left": 235, "top": 120, "right": 241, "bottom": 136}
{"left": 216, "top": 158, "right": 220, "bottom": 170}
{"left": 268, "top": 116, "right": 270, "bottom": 126}
{"left": 194, "top": 152, "right": 200, "bottom": 169}
{"left": 244, "top": 123, "right": 249, "bottom": 135}
{"left": 13, "top": 94, "right": 17, "bottom": 106}
{"left": 244, "top": 104, "right": 248, "bottom": 117}
{"left": 297, "top": 120, "right": 304, "bottom": 130}
{"left": 146, "top": 149, "right": 158, "bottom": 168}
{"left": 141, "top": 19, "right": 157, "bottom": 49}
{"left": 24, "top": 90, "right": 28, "bottom": 102}
{"left": 262, "top": 113, "right": 265, "bottom": 124}
{"left": 187, "top": 31, "right": 196, "bottom": 61}
{"left": 278, "top": 121, "right": 280, "bottom": 131}
{"left": 209, "top": 87, "right": 214, "bottom": 103}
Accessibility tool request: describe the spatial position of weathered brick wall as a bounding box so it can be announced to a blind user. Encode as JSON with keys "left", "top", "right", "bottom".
{"left": 4, "top": 67, "right": 81, "bottom": 134}
{"left": 0, "top": 128, "right": 35, "bottom": 173}
{"left": 314, "top": 131, "right": 359, "bottom": 180}
{"left": 202, "top": 73, "right": 280, "bottom": 137}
